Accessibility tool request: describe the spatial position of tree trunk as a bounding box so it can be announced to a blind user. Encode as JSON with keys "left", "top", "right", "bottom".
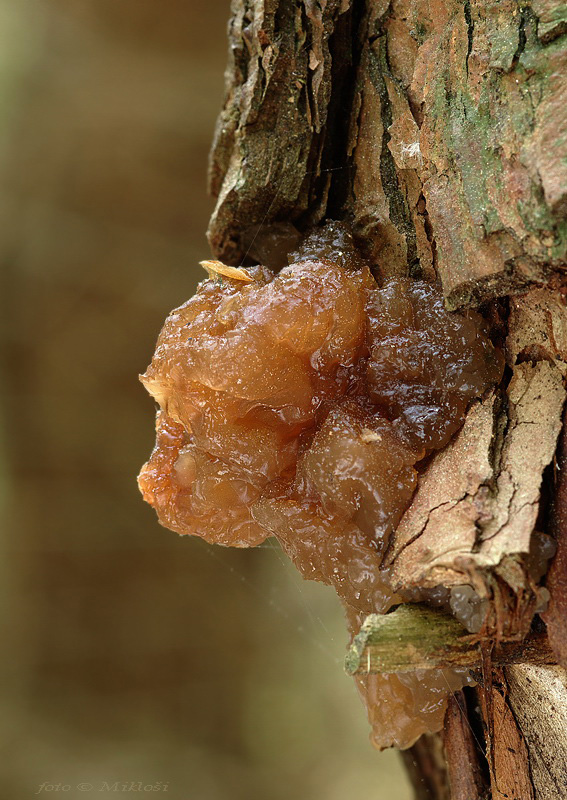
{"left": 207, "top": 1, "right": 567, "bottom": 797}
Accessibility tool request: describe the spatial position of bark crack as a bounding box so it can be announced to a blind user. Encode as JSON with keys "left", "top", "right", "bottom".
{"left": 511, "top": 7, "right": 529, "bottom": 70}
{"left": 463, "top": 0, "right": 474, "bottom": 75}
{"left": 369, "top": 38, "right": 420, "bottom": 276}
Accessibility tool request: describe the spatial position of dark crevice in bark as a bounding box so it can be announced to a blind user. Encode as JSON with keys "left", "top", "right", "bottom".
{"left": 463, "top": 0, "right": 474, "bottom": 74}
{"left": 464, "top": 685, "right": 491, "bottom": 791}
{"left": 478, "top": 296, "right": 510, "bottom": 352}
{"left": 537, "top": 457, "right": 556, "bottom": 538}
{"left": 511, "top": 7, "right": 529, "bottom": 69}
{"left": 419, "top": 193, "right": 437, "bottom": 278}
{"left": 443, "top": 689, "right": 490, "bottom": 800}
{"left": 370, "top": 36, "right": 420, "bottom": 277}
{"left": 320, "top": 1, "right": 366, "bottom": 221}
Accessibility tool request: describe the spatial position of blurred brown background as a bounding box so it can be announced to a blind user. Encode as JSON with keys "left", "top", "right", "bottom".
{"left": 0, "top": 2, "right": 410, "bottom": 798}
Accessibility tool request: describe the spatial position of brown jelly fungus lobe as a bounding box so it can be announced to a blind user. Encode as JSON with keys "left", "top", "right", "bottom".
{"left": 139, "top": 223, "right": 503, "bottom": 749}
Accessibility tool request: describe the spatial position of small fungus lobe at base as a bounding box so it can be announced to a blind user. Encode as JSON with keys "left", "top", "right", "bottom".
{"left": 138, "top": 224, "right": 503, "bottom": 750}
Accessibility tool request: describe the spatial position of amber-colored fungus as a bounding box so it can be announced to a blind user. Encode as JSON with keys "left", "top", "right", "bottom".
{"left": 139, "top": 223, "right": 503, "bottom": 749}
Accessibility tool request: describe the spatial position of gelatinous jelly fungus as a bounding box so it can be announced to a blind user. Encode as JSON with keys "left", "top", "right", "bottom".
{"left": 139, "top": 225, "right": 503, "bottom": 749}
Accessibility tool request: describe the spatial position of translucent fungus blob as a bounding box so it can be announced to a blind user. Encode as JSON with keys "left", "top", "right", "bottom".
{"left": 138, "top": 223, "right": 504, "bottom": 749}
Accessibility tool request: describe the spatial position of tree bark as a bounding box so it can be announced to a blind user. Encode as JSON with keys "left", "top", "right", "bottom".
{"left": 207, "top": 1, "right": 567, "bottom": 797}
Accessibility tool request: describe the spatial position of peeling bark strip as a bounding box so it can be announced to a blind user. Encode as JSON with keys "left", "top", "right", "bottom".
{"left": 345, "top": 606, "right": 554, "bottom": 674}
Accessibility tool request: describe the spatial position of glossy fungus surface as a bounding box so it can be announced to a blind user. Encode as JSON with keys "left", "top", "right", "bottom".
{"left": 139, "top": 225, "right": 503, "bottom": 749}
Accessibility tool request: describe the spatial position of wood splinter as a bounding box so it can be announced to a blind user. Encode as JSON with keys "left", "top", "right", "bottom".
{"left": 199, "top": 259, "right": 253, "bottom": 282}
{"left": 345, "top": 604, "right": 555, "bottom": 675}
